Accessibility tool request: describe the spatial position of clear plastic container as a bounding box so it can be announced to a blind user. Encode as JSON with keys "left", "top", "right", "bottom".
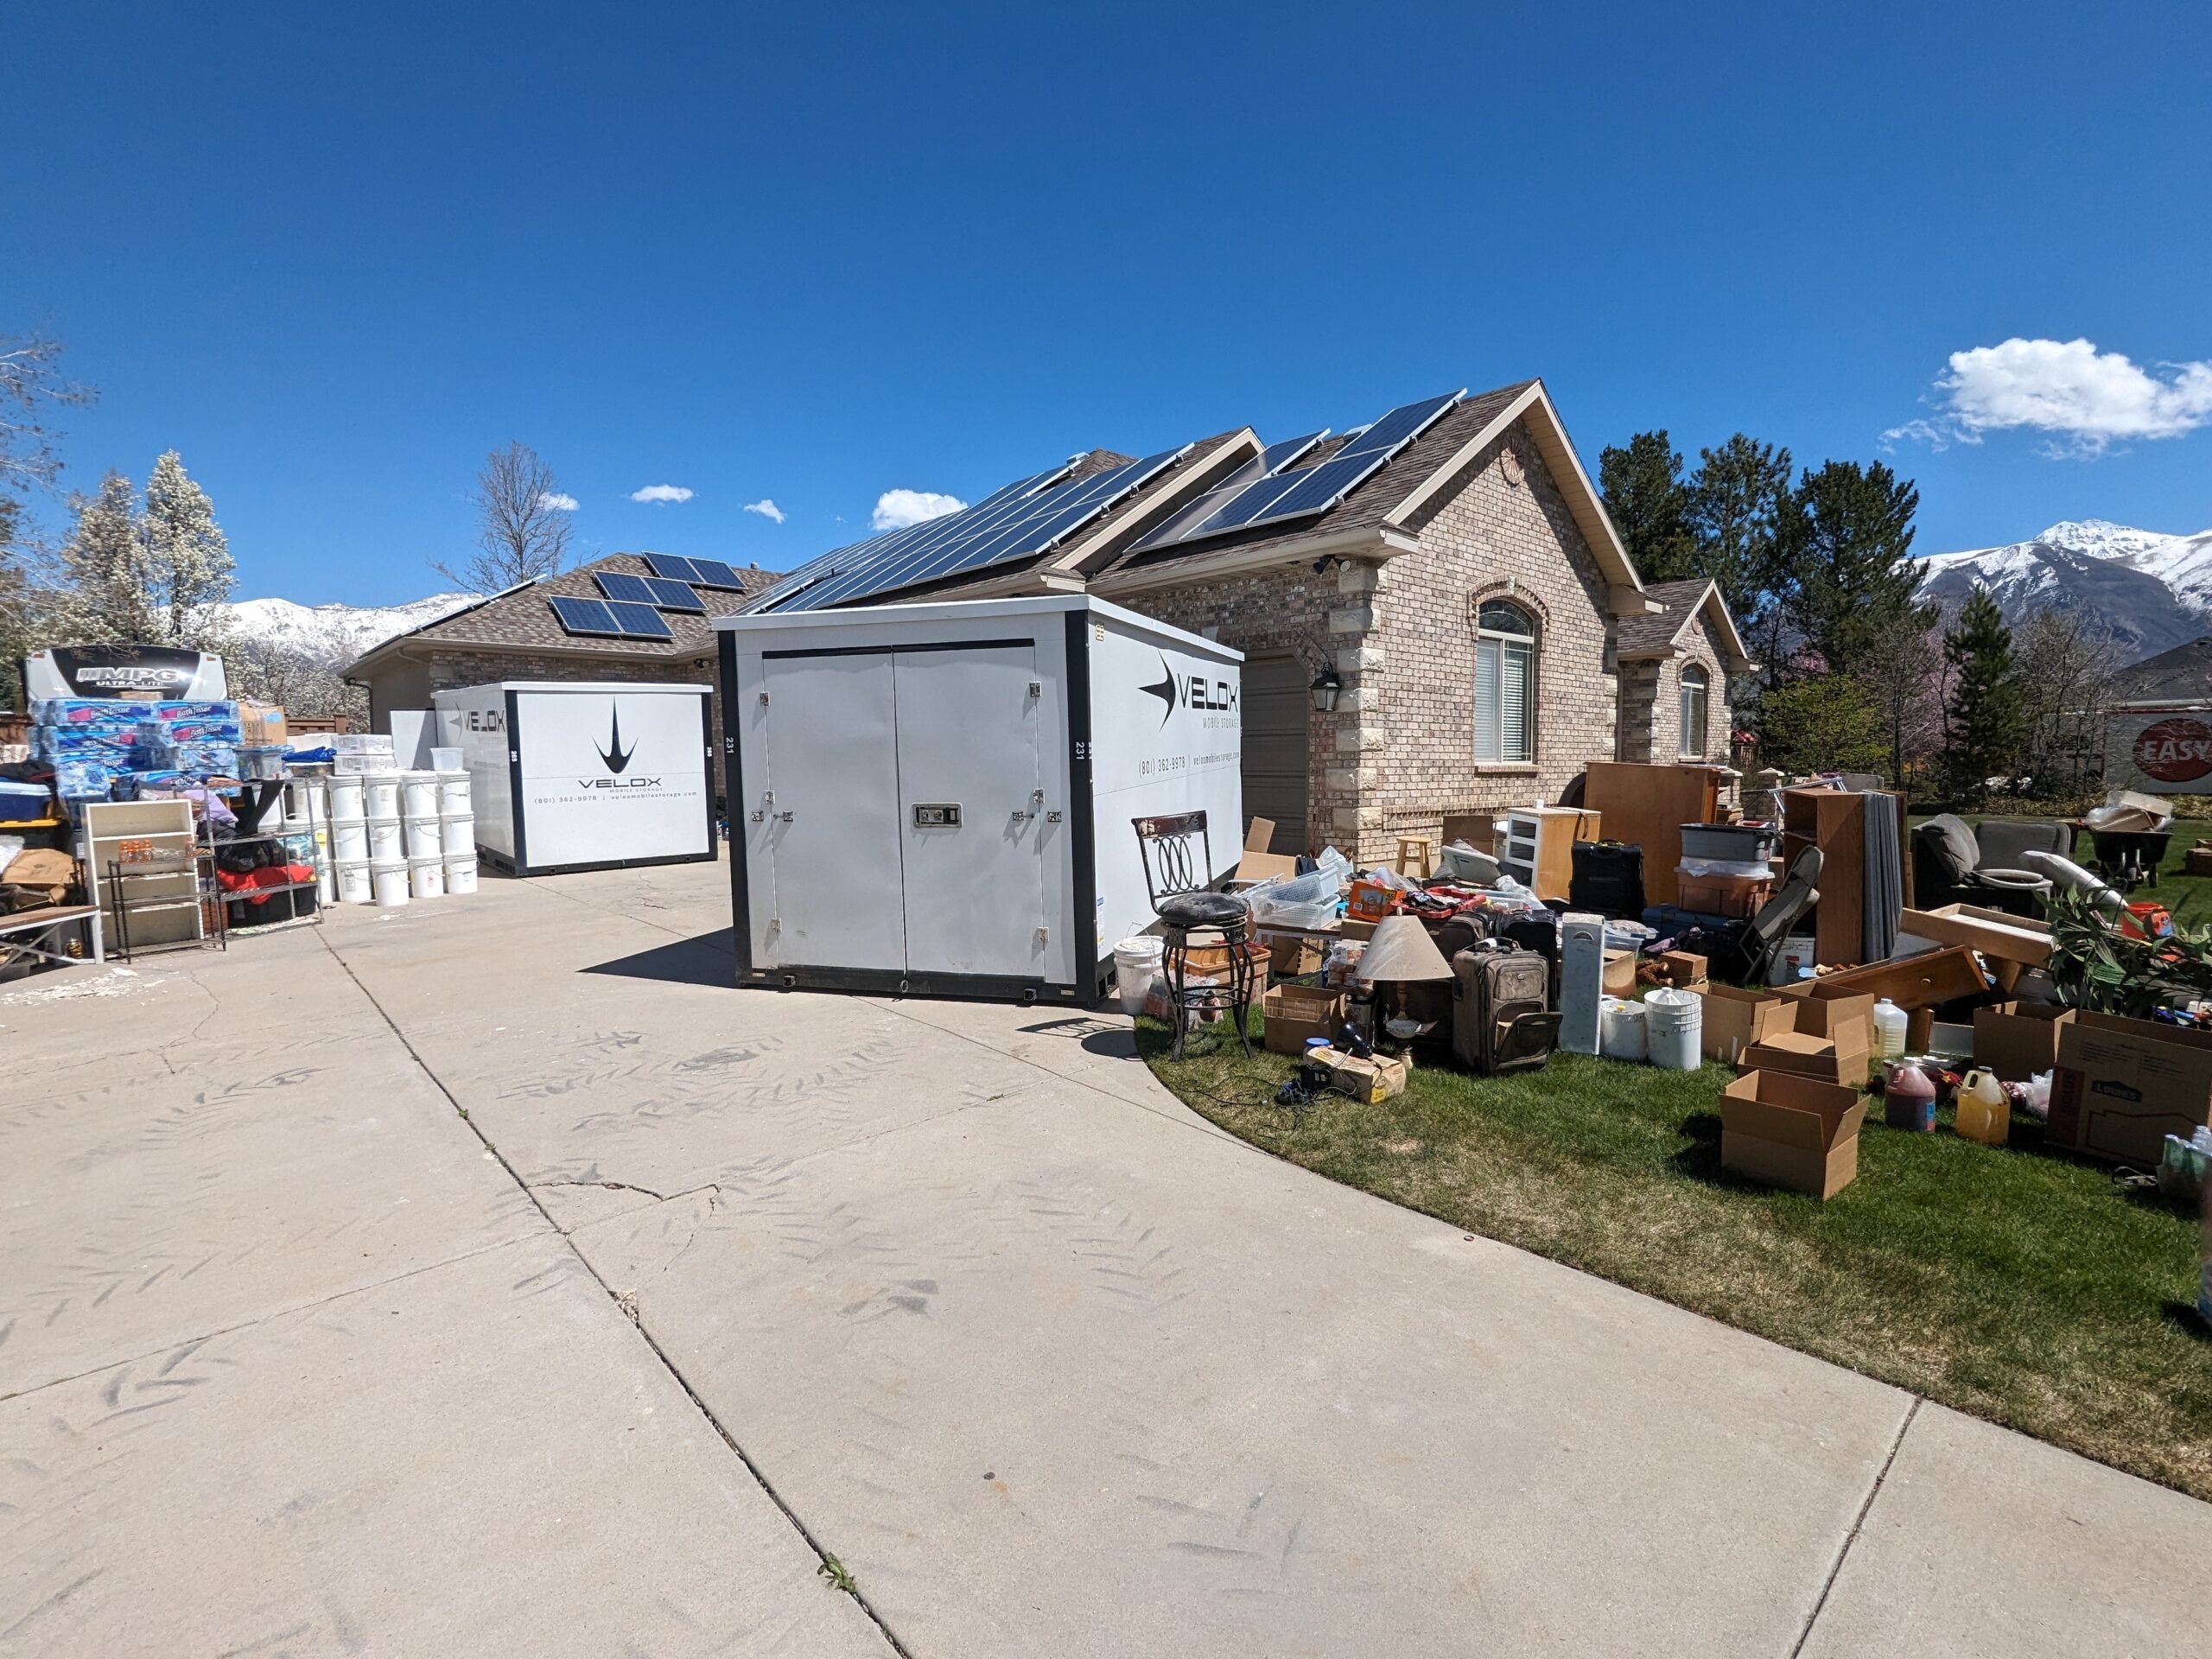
{"left": 1871, "top": 999, "right": 1908, "bottom": 1060}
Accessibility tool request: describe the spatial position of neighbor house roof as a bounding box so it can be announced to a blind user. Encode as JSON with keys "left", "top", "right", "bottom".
{"left": 2107, "top": 635, "right": 2212, "bottom": 706}
{"left": 1615, "top": 577, "right": 1755, "bottom": 673}
{"left": 345, "top": 553, "right": 779, "bottom": 679}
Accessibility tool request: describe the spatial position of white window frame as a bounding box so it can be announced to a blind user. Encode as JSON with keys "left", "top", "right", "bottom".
{"left": 1473, "top": 600, "right": 1537, "bottom": 765}
{"left": 1679, "top": 663, "right": 1709, "bottom": 759}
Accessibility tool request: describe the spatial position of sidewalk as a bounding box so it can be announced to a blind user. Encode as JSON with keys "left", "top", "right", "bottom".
{"left": 4, "top": 857, "right": 2205, "bottom": 1656}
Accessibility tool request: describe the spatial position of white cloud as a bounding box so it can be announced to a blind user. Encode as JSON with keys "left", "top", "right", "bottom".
{"left": 1885, "top": 337, "right": 2212, "bottom": 458}
{"left": 630, "top": 484, "right": 695, "bottom": 505}
{"left": 539, "top": 491, "right": 579, "bottom": 512}
{"left": 873, "top": 488, "right": 966, "bottom": 531}
{"left": 743, "top": 498, "right": 785, "bottom": 524}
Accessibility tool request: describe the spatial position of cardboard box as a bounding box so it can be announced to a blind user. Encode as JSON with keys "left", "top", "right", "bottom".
{"left": 1257, "top": 928, "right": 1324, "bottom": 978}
{"left": 2186, "top": 842, "right": 2212, "bottom": 879}
{"left": 1346, "top": 879, "right": 1393, "bottom": 922}
{"left": 238, "top": 700, "right": 287, "bottom": 747}
{"left": 1317, "top": 1046, "right": 1408, "bottom": 1104}
{"left": 1231, "top": 817, "right": 1300, "bottom": 886}
{"left": 1338, "top": 916, "right": 1379, "bottom": 944}
{"left": 1974, "top": 1001, "right": 2075, "bottom": 1082}
{"left": 1740, "top": 1028, "right": 1869, "bottom": 1088}
{"left": 1695, "top": 984, "right": 1796, "bottom": 1062}
{"left": 1603, "top": 950, "right": 1635, "bottom": 996}
{"left": 1677, "top": 872, "right": 1773, "bottom": 919}
{"left": 1720, "top": 1070, "right": 1869, "bottom": 1199}
{"left": 1654, "top": 950, "right": 1707, "bottom": 988}
{"left": 1262, "top": 982, "right": 1348, "bottom": 1056}
{"left": 2049, "top": 1012, "right": 2212, "bottom": 1165}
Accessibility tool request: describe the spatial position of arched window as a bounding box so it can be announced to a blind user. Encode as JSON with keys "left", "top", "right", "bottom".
{"left": 1679, "top": 664, "right": 1710, "bottom": 759}
{"left": 1473, "top": 599, "right": 1536, "bottom": 763}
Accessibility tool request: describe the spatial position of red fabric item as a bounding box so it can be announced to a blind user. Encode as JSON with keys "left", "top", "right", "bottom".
{"left": 216, "top": 862, "right": 314, "bottom": 904}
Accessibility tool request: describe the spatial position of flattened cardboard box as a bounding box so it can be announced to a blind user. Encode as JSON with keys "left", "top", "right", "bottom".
{"left": 1720, "top": 1070, "right": 1868, "bottom": 1199}
{"left": 1974, "top": 1001, "right": 2075, "bottom": 1083}
{"left": 1695, "top": 985, "right": 1796, "bottom": 1063}
{"left": 2049, "top": 1012, "right": 2212, "bottom": 1165}
{"left": 1314, "top": 1047, "right": 1408, "bottom": 1104}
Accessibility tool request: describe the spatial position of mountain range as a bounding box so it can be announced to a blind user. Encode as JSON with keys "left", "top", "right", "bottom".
{"left": 214, "top": 592, "right": 477, "bottom": 664}
{"left": 1916, "top": 519, "right": 2212, "bottom": 664}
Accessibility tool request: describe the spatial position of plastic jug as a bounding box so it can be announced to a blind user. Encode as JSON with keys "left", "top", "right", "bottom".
{"left": 1955, "top": 1068, "right": 2010, "bottom": 1147}
{"left": 1871, "top": 998, "right": 1908, "bottom": 1061}
{"left": 1883, "top": 1060, "right": 1937, "bottom": 1132}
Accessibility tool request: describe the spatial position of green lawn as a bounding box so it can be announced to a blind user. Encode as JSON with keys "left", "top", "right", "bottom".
{"left": 1143, "top": 820, "right": 2212, "bottom": 1500}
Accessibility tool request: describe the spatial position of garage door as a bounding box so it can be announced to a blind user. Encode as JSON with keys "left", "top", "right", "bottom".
{"left": 1241, "top": 654, "right": 1311, "bottom": 855}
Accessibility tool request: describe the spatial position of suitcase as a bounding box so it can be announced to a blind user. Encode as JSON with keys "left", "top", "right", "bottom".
{"left": 1451, "top": 944, "right": 1560, "bottom": 1076}
{"left": 1569, "top": 839, "right": 1646, "bottom": 918}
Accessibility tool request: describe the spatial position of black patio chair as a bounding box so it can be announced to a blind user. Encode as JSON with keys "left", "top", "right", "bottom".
{"left": 1132, "top": 810, "right": 1255, "bottom": 1062}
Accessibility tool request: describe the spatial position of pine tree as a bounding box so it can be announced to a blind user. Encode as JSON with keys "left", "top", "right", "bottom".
{"left": 1788, "top": 460, "right": 1924, "bottom": 670}
{"left": 1598, "top": 430, "right": 1697, "bottom": 582}
{"left": 1942, "top": 586, "right": 2025, "bottom": 805}
{"left": 56, "top": 469, "right": 162, "bottom": 644}
{"left": 1688, "top": 434, "right": 1796, "bottom": 682}
{"left": 141, "top": 449, "right": 234, "bottom": 647}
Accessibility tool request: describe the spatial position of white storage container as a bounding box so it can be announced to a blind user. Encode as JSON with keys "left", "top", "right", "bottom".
{"left": 366, "top": 817, "right": 404, "bottom": 860}
{"left": 328, "top": 776, "right": 365, "bottom": 822}
{"left": 440, "top": 813, "right": 475, "bottom": 855}
{"left": 443, "top": 854, "right": 479, "bottom": 894}
{"left": 399, "top": 771, "right": 440, "bottom": 817}
{"left": 404, "top": 817, "right": 440, "bottom": 859}
{"left": 332, "top": 819, "right": 369, "bottom": 861}
{"left": 334, "top": 859, "right": 372, "bottom": 905}
{"left": 716, "top": 595, "right": 1243, "bottom": 1002}
{"left": 371, "top": 861, "right": 410, "bottom": 906}
{"left": 408, "top": 855, "right": 446, "bottom": 898}
{"left": 437, "top": 775, "right": 472, "bottom": 814}
{"left": 362, "top": 775, "right": 401, "bottom": 818}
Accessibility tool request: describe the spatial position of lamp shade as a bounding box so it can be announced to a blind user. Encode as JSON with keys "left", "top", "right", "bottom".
{"left": 1354, "top": 915, "right": 1455, "bottom": 982}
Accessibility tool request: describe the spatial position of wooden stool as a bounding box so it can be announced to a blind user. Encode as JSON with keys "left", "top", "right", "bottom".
{"left": 1394, "top": 836, "right": 1436, "bottom": 880}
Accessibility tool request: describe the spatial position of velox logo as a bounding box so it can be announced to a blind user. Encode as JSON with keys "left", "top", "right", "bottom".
{"left": 2132, "top": 716, "right": 2212, "bottom": 785}
{"left": 578, "top": 699, "right": 658, "bottom": 787}
{"left": 463, "top": 709, "right": 504, "bottom": 734}
{"left": 1138, "top": 652, "right": 1239, "bottom": 728}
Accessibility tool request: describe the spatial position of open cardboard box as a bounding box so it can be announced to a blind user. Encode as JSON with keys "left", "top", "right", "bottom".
{"left": 2050, "top": 1012, "right": 2212, "bottom": 1165}
{"left": 1231, "top": 817, "right": 1301, "bottom": 886}
{"left": 1974, "top": 1000, "right": 2075, "bottom": 1082}
{"left": 1740, "top": 1028, "right": 1869, "bottom": 1087}
{"left": 1603, "top": 950, "right": 1636, "bottom": 997}
{"left": 1694, "top": 984, "right": 1796, "bottom": 1063}
{"left": 1311, "top": 1045, "right": 1409, "bottom": 1104}
{"left": 1720, "top": 1070, "right": 1868, "bottom": 1198}
{"left": 1263, "top": 982, "right": 1348, "bottom": 1056}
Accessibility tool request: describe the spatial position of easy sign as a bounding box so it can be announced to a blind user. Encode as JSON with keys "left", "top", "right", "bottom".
{"left": 2108, "top": 709, "right": 2212, "bottom": 793}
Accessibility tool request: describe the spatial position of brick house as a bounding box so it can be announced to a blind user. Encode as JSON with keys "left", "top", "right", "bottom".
{"left": 745, "top": 379, "right": 1751, "bottom": 862}
{"left": 344, "top": 553, "right": 779, "bottom": 791}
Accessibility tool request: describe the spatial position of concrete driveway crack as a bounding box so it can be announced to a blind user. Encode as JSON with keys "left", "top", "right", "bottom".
{"left": 1787, "top": 1395, "right": 1921, "bottom": 1658}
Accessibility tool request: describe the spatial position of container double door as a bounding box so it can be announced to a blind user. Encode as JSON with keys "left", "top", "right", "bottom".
{"left": 753, "top": 644, "right": 1050, "bottom": 980}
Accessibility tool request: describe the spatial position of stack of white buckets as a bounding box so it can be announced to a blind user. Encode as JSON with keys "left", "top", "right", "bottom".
{"left": 321, "top": 745, "right": 479, "bottom": 908}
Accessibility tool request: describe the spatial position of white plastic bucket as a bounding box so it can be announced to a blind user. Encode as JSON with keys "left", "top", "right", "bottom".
{"left": 366, "top": 817, "right": 404, "bottom": 860}
{"left": 408, "top": 856, "right": 446, "bottom": 899}
{"left": 442, "top": 855, "right": 479, "bottom": 894}
{"left": 287, "top": 778, "right": 326, "bottom": 826}
{"left": 328, "top": 776, "right": 365, "bottom": 822}
{"left": 317, "top": 859, "right": 337, "bottom": 904}
{"left": 429, "top": 747, "right": 463, "bottom": 773}
{"left": 1113, "top": 936, "right": 1165, "bottom": 1014}
{"left": 403, "top": 816, "right": 441, "bottom": 859}
{"left": 1770, "top": 935, "right": 1817, "bottom": 985}
{"left": 335, "top": 859, "right": 373, "bottom": 905}
{"left": 371, "top": 861, "right": 410, "bottom": 907}
{"left": 399, "top": 771, "right": 439, "bottom": 817}
{"left": 1644, "top": 988, "right": 1703, "bottom": 1071}
{"left": 362, "top": 774, "right": 402, "bottom": 818}
{"left": 440, "top": 813, "right": 475, "bottom": 855}
{"left": 332, "top": 819, "right": 369, "bottom": 861}
{"left": 437, "top": 777, "right": 472, "bottom": 814}
{"left": 1599, "top": 996, "right": 1649, "bottom": 1063}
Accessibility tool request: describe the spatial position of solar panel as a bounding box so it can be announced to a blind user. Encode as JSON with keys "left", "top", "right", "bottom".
{"left": 1335, "top": 391, "right": 1460, "bottom": 460}
{"left": 643, "top": 576, "right": 705, "bottom": 612}
{"left": 550, "top": 597, "right": 624, "bottom": 637}
{"left": 604, "top": 601, "right": 674, "bottom": 639}
{"left": 1258, "top": 430, "right": 1328, "bottom": 474}
{"left": 686, "top": 558, "right": 747, "bottom": 589}
{"left": 594, "top": 572, "right": 658, "bottom": 605}
{"left": 643, "top": 554, "right": 702, "bottom": 583}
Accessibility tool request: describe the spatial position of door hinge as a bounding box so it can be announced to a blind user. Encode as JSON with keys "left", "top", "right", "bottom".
{"left": 1027, "top": 680, "right": 1043, "bottom": 698}
{"left": 758, "top": 690, "right": 769, "bottom": 704}
{"left": 1036, "top": 925, "right": 1050, "bottom": 944}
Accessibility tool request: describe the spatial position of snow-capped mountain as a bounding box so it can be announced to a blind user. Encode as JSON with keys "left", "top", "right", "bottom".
{"left": 1916, "top": 519, "right": 2212, "bottom": 663}
{"left": 214, "top": 592, "right": 476, "bottom": 662}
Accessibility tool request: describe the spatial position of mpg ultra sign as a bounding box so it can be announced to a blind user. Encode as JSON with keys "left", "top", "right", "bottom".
{"left": 2108, "top": 709, "right": 2212, "bottom": 794}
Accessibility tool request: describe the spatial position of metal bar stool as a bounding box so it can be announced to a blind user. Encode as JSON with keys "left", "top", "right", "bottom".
{"left": 1132, "top": 810, "right": 1256, "bottom": 1062}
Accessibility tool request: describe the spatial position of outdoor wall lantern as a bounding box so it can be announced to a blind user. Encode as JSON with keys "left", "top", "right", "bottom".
{"left": 1309, "top": 667, "right": 1343, "bottom": 714}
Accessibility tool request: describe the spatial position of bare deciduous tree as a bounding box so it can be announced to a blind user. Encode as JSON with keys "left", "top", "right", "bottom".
{"left": 435, "top": 442, "right": 573, "bottom": 593}
{"left": 1855, "top": 613, "right": 1944, "bottom": 790}
{"left": 2013, "top": 607, "right": 2118, "bottom": 798}
{"left": 2, "top": 332, "right": 95, "bottom": 703}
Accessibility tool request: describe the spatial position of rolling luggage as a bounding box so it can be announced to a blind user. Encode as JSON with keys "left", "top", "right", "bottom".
{"left": 1569, "top": 839, "right": 1646, "bottom": 918}
{"left": 1451, "top": 944, "right": 1560, "bottom": 1076}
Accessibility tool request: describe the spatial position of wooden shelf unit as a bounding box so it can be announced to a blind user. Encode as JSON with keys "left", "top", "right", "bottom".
{"left": 1496, "top": 806, "right": 1600, "bottom": 901}
{"left": 1581, "top": 762, "right": 1726, "bottom": 908}
{"left": 79, "top": 799, "right": 204, "bottom": 954}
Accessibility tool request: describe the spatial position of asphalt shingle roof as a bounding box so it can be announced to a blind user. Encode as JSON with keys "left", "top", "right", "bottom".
{"left": 1616, "top": 579, "right": 1716, "bottom": 657}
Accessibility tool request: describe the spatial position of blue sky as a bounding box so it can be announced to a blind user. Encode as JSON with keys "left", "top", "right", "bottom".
{"left": 7, "top": 2, "right": 2209, "bottom": 605}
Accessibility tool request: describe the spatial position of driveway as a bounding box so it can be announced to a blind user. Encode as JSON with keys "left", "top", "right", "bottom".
{"left": 4, "top": 855, "right": 2206, "bottom": 1656}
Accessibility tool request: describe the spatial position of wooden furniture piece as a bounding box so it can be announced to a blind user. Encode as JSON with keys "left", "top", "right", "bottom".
{"left": 1393, "top": 836, "right": 1436, "bottom": 880}
{"left": 1781, "top": 789, "right": 1911, "bottom": 967}
{"left": 1497, "top": 806, "right": 1599, "bottom": 902}
{"left": 1580, "top": 763, "right": 1724, "bottom": 908}
{"left": 1900, "top": 903, "right": 2050, "bottom": 994}
{"left": 78, "top": 800, "right": 203, "bottom": 955}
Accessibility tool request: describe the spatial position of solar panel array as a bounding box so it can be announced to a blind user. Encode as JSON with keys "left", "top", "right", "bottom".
{"left": 1127, "top": 391, "right": 1463, "bottom": 555}
{"left": 594, "top": 571, "right": 706, "bottom": 612}
{"left": 752, "top": 445, "right": 1191, "bottom": 613}
{"left": 643, "top": 554, "right": 749, "bottom": 590}
{"left": 549, "top": 596, "right": 676, "bottom": 639}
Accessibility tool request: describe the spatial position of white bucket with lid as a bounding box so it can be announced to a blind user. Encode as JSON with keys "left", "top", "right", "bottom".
{"left": 437, "top": 776, "right": 472, "bottom": 813}
{"left": 332, "top": 819, "right": 369, "bottom": 861}
{"left": 1599, "top": 996, "right": 1649, "bottom": 1063}
{"left": 1643, "top": 988, "right": 1703, "bottom": 1071}
{"left": 286, "top": 778, "right": 327, "bottom": 826}
{"left": 371, "top": 860, "right": 410, "bottom": 906}
{"left": 328, "top": 776, "right": 365, "bottom": 822}
{"left": 442, "top": 854, "right": 479, "bottom": 894}
{"left": 362, "top": 774, "right": 402, "bottom": 818}
{"left": 334, "top": 858, "right": 373, "bottom": 905}
{"left": 1113, "top": 936, "right": 1165, "bottom": 1014}
{"left": 440, "top": 813, "right": 475, "bottom": 855}
{"left": 404, "top": 817, "right": 441, "bottom": 859}
{"left": 399, "top": 771, "right": 439, "bottom": 817}
{"left": 366, "top": 817, "right": 404, "bottom": 860}
{"left": 408, "top": 855, "right": 446, "bottom": 899}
